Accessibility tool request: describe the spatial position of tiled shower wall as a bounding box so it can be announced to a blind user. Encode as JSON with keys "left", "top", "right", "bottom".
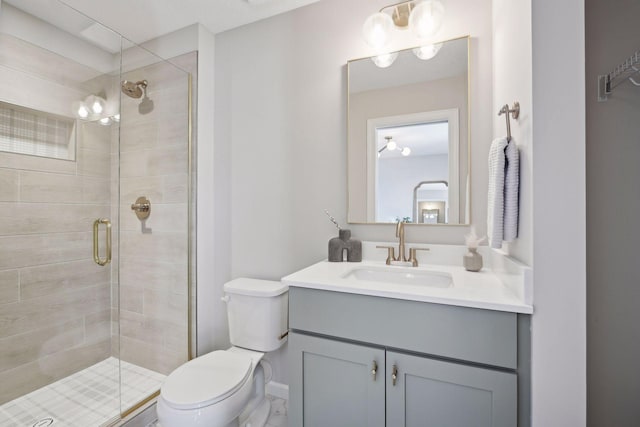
{"left": 113, "top": 52, "right": 194, "bottom": 375}
{"left": 0, "top": 34, "right": 114, "bottom": 404}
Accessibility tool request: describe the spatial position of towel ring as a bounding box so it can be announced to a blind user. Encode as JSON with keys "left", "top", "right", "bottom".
{"left": 498, "top": 102, "right": 520, "bottom": 141}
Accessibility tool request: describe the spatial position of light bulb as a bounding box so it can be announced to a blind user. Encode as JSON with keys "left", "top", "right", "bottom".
{"left": 413, "top": 43, "right": 443, "bottom": 60}
{"left": 84, "top": 95, "right": 106, "bottom": 115}
{"left": 401, "top": 147, "right": 411, "bottom": 156}
{"left": 387, "top": 140, "right": 397, "bottom": 151}
{"left": 362, "top": 12, "right": 394, "bottom": 50}
{"left": 409, "top": 0, "right": 445, "bottom": 39}
{"left": 72, "top": 101, "right": 89, "bottom": 119}
{"left": 78, "top": 105, "right": 89, "bottom": 118}
{"left": 99, "top": 117, "right": 111, "bottom": 126}
{"left": 371, "top": 52, "right": 399, "bottom": 68}
{"left": 112, "top": 114, "right": 120, "bottom": 122}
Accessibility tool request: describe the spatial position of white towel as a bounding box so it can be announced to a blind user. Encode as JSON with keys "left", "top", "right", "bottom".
{"left": 503, "top": 141, "right": 519, "bottom": 242}
{"left": 487, "top": 137, "right": 508, "bottom": 248}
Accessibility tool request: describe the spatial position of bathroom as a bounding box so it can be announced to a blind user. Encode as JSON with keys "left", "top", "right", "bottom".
{"left": 0, "top": 0, "right": 637, "bottom": 426}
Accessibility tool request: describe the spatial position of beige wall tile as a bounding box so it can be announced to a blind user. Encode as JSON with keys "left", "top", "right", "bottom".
{"left": 0, "top": 283, "right": 109, "bottom": 338}
{"left": 76, "top": 148, "right": 110, "bottom": 177}
{"left": 0, "top": 232, "right": 93, "bottom": 270}
{"left": 21, "top": 171, "right": 110, "bottom": 204}
{"left": 0, "top": 169, "right": 19, "bottom": 202}
{"left": 85, "top": 309, "right": 111, "bottom": 345}
{"left": 143, "top": 288, "right": 188, "bottom": 326}
{"left": 0, "top": 231, "right": 93, "bottom": 269}
{"left": 0, "top": 319, "right": 84, "bottom": 372}
{"left": 120, "top": 286, "right": 144, "bottom": 314}
{"left": 163, "top": 173, "right": 188, "bottom": 203}
{"left": 119, "top": 310, "right": 163, "bottom": 346}
{"left": 78, "top": 122, "right": 112, "bottom": 153}
{"left": 119, "top": 231, "right": 188, "bottom": 264}
{"left": 0, "top": 339, "right": 111, "bottom": 404}
{"left": 120, "top": 143, "right": 188, "bottom": 178}
{"left": 0, "top": 203, "right": 109, "bottom": 236}
{"left": 0, "top": 151, "right": 76, "bottom": 174}
{"left": 120, "top": 176, "right": 165, "bottom": 204}
{"left": 120, "top": 335, "right": 186, "bottom": 375}
{"left": 20, "top": 259, "right": 110, "bottom": 300}
{"left": 119, "top": 258, "right": 187, "bottom": 295}
{"left": 0, "top": 270, "right": 19, "bottom": 305}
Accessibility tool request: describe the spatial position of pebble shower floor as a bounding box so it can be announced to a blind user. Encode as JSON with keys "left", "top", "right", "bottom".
{"left": 0, "top": 357, "right": 165, "bottom": 427}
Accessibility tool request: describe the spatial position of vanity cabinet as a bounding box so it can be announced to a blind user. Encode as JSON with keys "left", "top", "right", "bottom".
{"left": 288, "top": 287, "right": 529, "bottom": 427}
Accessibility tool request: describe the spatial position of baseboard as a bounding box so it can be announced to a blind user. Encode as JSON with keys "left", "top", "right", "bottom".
{"left": 265, "top": 381, "right": 288, "bottom": 401}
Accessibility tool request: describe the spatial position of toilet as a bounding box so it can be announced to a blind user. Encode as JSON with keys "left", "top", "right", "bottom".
{"left": 157, "top": 278, "right": 288, "bottom": 427}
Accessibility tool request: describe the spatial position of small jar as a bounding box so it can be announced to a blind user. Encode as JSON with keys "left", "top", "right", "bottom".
{"left": 463, "top": 248, "right": 483, "bottom": 272}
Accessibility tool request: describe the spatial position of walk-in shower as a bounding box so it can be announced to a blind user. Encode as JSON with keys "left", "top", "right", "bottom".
{"left": 0, "top": 1, "right": 194, "bottom": 426}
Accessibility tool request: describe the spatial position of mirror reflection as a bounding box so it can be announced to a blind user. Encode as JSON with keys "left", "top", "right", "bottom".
{"left": 348, "top": 36, "right": 470, "bottom": 224}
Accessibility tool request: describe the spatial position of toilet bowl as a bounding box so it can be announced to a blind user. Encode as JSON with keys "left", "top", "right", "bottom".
{"left": 156, "top": 278, "right": 288, "bottom": 427}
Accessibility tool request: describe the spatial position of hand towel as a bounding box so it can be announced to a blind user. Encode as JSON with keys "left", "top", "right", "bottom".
{"left": 503, "top": 141, "right": 520, "bottom": 241}
{"left": 487, "top": 137, "right": 508, "bottom": 248}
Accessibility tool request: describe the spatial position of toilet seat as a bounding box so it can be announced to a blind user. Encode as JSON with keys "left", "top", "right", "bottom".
{"left": 161, "top": 350, "right": 254, "bottom": 410}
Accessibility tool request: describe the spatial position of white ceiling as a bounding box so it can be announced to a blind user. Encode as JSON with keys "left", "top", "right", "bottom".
{"left": 53, "top": 0, "right": 321, "bottom": 44}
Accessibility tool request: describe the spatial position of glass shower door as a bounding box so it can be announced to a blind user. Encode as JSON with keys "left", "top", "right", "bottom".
{"left": 116, "top": 40, "right": 192, "bottom": 417}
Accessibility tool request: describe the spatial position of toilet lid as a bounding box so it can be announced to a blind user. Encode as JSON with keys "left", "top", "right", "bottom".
{"left": 161, "top": 350, "right": 253, "bottom": 410}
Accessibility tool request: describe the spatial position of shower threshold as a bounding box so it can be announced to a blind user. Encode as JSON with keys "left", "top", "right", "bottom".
{"left": 0, "top": 357, "right": 165, "bottom": 427}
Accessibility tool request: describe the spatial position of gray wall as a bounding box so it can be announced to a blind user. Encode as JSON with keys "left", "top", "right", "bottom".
{"left": 586, "top": 0, "right": 640, "bottom": 425}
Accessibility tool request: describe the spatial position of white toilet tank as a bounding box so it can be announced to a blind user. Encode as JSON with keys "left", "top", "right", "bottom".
{"left": 223, "top": 278, "right": 288, "bottom": 352}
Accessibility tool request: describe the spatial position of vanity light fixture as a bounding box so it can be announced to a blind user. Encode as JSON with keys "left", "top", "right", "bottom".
{"left": 378, "top": 136, "right": 411, "bottom": 157}
{"left": 363, "top": 0, "right": 445, "bottom": 65}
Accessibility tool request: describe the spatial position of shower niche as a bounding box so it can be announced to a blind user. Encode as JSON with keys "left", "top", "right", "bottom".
{"left": 0, "top": 2, "right": 194, "bottom": 426}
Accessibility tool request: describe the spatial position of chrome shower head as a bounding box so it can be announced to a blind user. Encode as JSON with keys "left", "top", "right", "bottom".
{"left": 120, "top": 80, "right": 147, "bottom": 99}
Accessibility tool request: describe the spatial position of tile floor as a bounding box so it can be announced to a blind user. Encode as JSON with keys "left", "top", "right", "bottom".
{"left": 0, "top": 357, "right": 165, "bottom": 427}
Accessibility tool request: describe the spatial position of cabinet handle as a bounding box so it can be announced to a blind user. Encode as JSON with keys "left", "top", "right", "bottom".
{"left": 392, "top": 365, "right": 398, "bottom": 386}
{"left": 371, "top": 361, "right": 378, "bottom": 381}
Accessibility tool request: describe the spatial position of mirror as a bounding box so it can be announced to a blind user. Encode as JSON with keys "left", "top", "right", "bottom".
{"left": 347, "top": 36, "right": 470, "bottom": 225}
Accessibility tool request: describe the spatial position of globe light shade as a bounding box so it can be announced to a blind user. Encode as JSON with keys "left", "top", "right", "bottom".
{"left": 409, "top": 0, "right": 445, "bottom": 39}
{"left": 371, "top": 51, "right": 399, "bottom": 68}
{"left": 413, "top": 43, "right": 443, "bottom": 60}
{"left": 401, "top": 147, "right": 412, "bottom": 156}
{"left": 387, "top": 139, "right": 398, "bottom": 151}
{"left": 362, "top": 12, "right": 394, "bottom": 50}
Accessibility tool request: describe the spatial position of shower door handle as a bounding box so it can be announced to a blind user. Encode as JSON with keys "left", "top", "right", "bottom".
{"left": 93, "top": 218, "right": 112, "bottom": 266}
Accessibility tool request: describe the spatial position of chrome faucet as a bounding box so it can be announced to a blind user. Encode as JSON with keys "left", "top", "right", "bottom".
{"left": 396, "top": 220, "right": 407, "bottom": 262}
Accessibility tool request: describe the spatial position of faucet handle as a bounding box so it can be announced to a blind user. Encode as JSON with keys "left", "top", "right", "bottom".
{"left": 376, "top": 245, "right": 396, "bottom": 265}
{"left": 408, "top": 247, "right": 430, "bottom": 267}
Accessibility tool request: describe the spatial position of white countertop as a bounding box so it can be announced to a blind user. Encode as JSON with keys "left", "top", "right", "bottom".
{"left": 282, "top": 244, "right": 533, "bottom": 314}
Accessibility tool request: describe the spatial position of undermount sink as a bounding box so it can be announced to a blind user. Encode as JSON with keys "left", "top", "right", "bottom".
{"left": 343, "top": 267, "right": 453, "bottom": 288}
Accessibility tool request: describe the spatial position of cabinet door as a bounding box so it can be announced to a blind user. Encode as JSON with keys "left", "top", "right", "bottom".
{"left": 289, "top": 332, "right": 385, "bottom": 427}
{"left": 386, "top": 351, "right": 517, "bottom": 427}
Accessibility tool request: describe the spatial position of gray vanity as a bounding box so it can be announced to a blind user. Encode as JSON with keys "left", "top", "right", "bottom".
{"left": 283, "top": 245, "right": 532, "bottom": 427}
